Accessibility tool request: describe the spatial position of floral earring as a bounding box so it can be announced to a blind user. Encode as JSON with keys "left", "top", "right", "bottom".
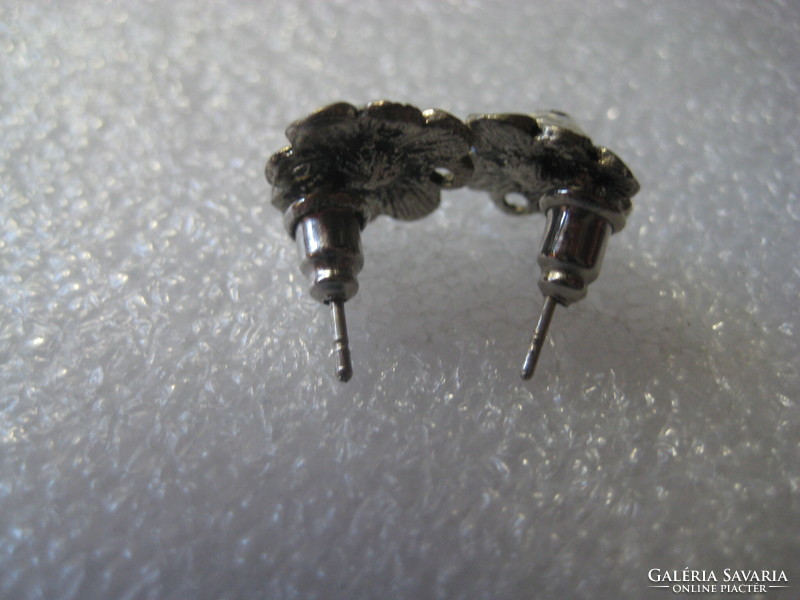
{"left": 467, "top": 111, "right": 640, "bottom": 379}
{"left": 267, "top": 101, "right": 472, "bottom": 381}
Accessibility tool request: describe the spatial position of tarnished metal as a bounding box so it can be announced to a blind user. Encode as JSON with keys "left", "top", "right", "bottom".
{"left": 467, "top": 110, "right": 640, "bottom": 380}
{"left": 267, "top": 101, "right": 474, "bottom": 234}
{"left": 266, "top": 100, "right": 472, "bottom": 381}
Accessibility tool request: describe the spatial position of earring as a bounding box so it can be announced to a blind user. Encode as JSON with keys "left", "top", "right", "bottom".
{"left": 467, "top": 111, "right": 640, "bottom": 380}
{"left": 266, "top": 101, "right": 472, "bottom": 381}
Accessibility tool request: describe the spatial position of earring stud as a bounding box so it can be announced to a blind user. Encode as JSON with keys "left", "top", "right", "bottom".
{"left": 266, "top": 101, "right": 472, "bottom": 381}
{"left": 467, "top": 111, "right": 640, "bottom": 380}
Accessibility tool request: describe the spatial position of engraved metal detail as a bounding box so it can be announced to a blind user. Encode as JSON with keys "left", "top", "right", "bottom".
{"left": 467, "top": 111, "right": 640, "bottom": 220}
{"left": 266, "top": 100, "right": 473, "bottom": 223}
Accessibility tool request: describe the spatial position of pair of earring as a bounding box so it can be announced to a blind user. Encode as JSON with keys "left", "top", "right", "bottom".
{"left": 266, "top": 101, "right": 639, "bottom": 382}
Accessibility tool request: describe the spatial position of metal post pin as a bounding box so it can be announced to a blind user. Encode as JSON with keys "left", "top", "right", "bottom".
{"left": 329, "top": 299, "right": 353, "bottom": 382}
{"left": 521, "top": 294, "right": 558, "bottom": 380}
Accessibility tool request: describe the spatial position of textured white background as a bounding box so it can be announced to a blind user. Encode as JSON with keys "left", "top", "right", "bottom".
{"left": 2, "top": 1, "right": 799, "bottom": 599}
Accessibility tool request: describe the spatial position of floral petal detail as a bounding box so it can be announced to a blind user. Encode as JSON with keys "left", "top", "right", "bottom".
{"left": 265, "top": 146, "right": 293, "bottom": 186}
{"left": 596, "top": 147, "right": 640, "bottom": 198}
{"left": 468, "top": 116, "right": 546, "bottom": 203}
{"left": 286, "top": 102, "right": 358, "bottom": 147}
{"left": 363, "top": 100, "right": 426, "bottom": 128}
{"left": 267, "top": 100, "right": 473, "bottom": 221}
{"left": 372, "top": 180, "right": 441, "bottom": 221}
{"left": 531, "top": 111, "right": 591, "bottom": 149}
{"left": 468, "top": 111, "right": 639, "bottom": 218}
{"left": 468, "top": 114, "right": 541, "bottom": 155}
{"left": 392, "top": 108, "right": 473, "bottom": 189}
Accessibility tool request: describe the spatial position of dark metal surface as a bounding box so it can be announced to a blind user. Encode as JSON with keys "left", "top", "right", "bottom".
{"left": 467, "top": 110, "right": 640, "bottom": 379}
{"left": 266, "top": 101, "right": 472, "bottom": 381}
{"left": 267, "top": 102, "right": 640, "bottom": 382}
{"left": 267, "top": 100, "right": 473, "bottom": 234}
{"left": 467, "top": 110, "right": 639, "bottom": 229}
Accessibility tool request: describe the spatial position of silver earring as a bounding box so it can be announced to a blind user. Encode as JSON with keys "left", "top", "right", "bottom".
{"left": 266, "top": 101, "right": 472, "bottom": 381}
{"left": 467, "top": 111, "right": 640, "bottom": 380}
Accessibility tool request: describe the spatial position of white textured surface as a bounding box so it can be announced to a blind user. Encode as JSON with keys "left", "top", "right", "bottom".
{"left": 2, "top": 1, "right": 799, "bottom": 599}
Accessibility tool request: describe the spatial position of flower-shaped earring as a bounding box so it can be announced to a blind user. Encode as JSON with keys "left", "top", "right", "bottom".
{"left": 468, "top": 111, "right": 640, "bottom": 380}
{"left": 267, "top": 101, "right": 472, "bottom": 381}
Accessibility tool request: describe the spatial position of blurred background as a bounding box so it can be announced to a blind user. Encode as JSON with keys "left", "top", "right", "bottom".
{"left": 2, "top": 1, "right": 799, "bottom": 598}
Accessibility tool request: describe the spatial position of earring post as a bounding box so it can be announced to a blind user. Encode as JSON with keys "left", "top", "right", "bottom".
{"left": 520, "top": 295, "right": 558, "bottom": 380}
